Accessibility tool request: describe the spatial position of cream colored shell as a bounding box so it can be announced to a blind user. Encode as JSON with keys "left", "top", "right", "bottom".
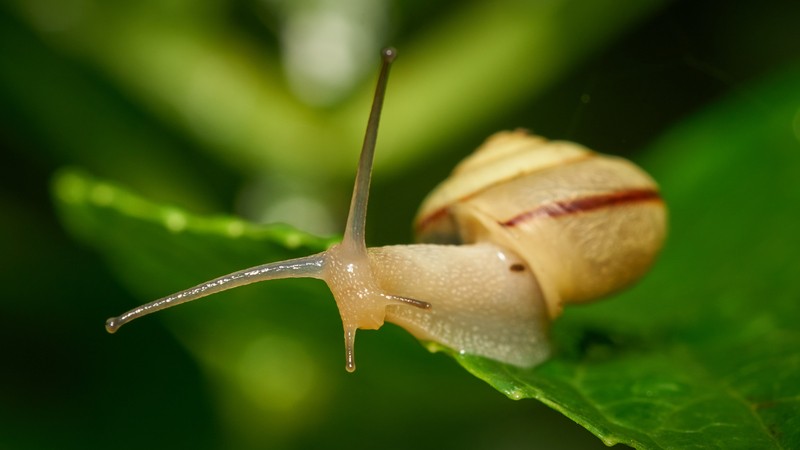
{"left": 415, "top": 130, "right": 667, "bottom": 318}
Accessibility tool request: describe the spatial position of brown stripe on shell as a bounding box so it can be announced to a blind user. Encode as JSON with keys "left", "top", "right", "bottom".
{"left": 415, "top": 151, "right": 595, "bottom": 234}
{"left": 501, "top": 189, "right": 662, "bottom": 227}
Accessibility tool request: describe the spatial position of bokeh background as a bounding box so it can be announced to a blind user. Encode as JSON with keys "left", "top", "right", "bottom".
{"left": 2, "top": 1, "right": 798, "bottom": 449}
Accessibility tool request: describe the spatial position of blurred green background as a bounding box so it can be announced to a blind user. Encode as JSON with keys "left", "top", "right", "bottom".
{"left": 2, "top": 0, "right": 799, "bottom": 449}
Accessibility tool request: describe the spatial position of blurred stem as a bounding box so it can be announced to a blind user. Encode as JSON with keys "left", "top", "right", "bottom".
{"left": 0, "top": 11, "right": 222, "bottom": 211}
{"left": 8, "top": 0, "right": 667, "bottom": 177}
{"left": 350, "top": 0, "right": 670, "bottom": 173}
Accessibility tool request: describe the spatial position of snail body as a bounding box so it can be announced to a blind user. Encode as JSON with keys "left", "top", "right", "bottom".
{"left": 105, "top": 49, "right": 666, "bottom": 372}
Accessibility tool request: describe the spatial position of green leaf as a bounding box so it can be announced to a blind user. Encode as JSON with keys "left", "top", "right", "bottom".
{"left": 52, "top": 167, "right": 338, "bottom": 314}
{"left": 52, "top": 167, "right": 349, "bottom": 434}
{"left": 451, "top": 67, "right": 800, "bottom": 448}
{"left": 51, "top": 65, "right": 800, "bottom": 448}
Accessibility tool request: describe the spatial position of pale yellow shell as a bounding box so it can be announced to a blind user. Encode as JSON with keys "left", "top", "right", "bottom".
{"left": 414, "top": 130, "right": 667, "bottom": 318}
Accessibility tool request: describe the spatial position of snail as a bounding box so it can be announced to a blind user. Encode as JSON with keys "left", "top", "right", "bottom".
{"left": 105, "top": 48, "right": 667, "bottom": 372}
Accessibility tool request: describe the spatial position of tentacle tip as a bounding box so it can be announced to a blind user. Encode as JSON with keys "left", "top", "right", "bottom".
{"left": 344, "top": 327, "right": 358, "bottom": 372}
{"left": 105, "top": 317, "right": 120, "bottom": 334}
{"left": 381, "top": 47, "right": 397, "bottom": 63}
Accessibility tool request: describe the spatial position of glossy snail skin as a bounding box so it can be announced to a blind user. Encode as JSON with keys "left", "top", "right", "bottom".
{"left": 372, "top": 243, "right": 550, "bottom": 368}
{"left": 104, "top": 49, "right": 666, "bottom": 372}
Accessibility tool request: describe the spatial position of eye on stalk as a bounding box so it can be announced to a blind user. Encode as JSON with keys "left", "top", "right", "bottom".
{"left": 105, "top": 48, "right": 426, "bottom": 373}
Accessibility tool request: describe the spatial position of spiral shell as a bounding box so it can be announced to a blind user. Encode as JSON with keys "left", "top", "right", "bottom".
{"left": 415, "top": 130, "right": 667, "bottom": 317}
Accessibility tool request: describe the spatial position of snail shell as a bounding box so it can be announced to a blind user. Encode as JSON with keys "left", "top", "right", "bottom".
{"left": 415, "top": 130, "right": 666, "bottom": 319}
